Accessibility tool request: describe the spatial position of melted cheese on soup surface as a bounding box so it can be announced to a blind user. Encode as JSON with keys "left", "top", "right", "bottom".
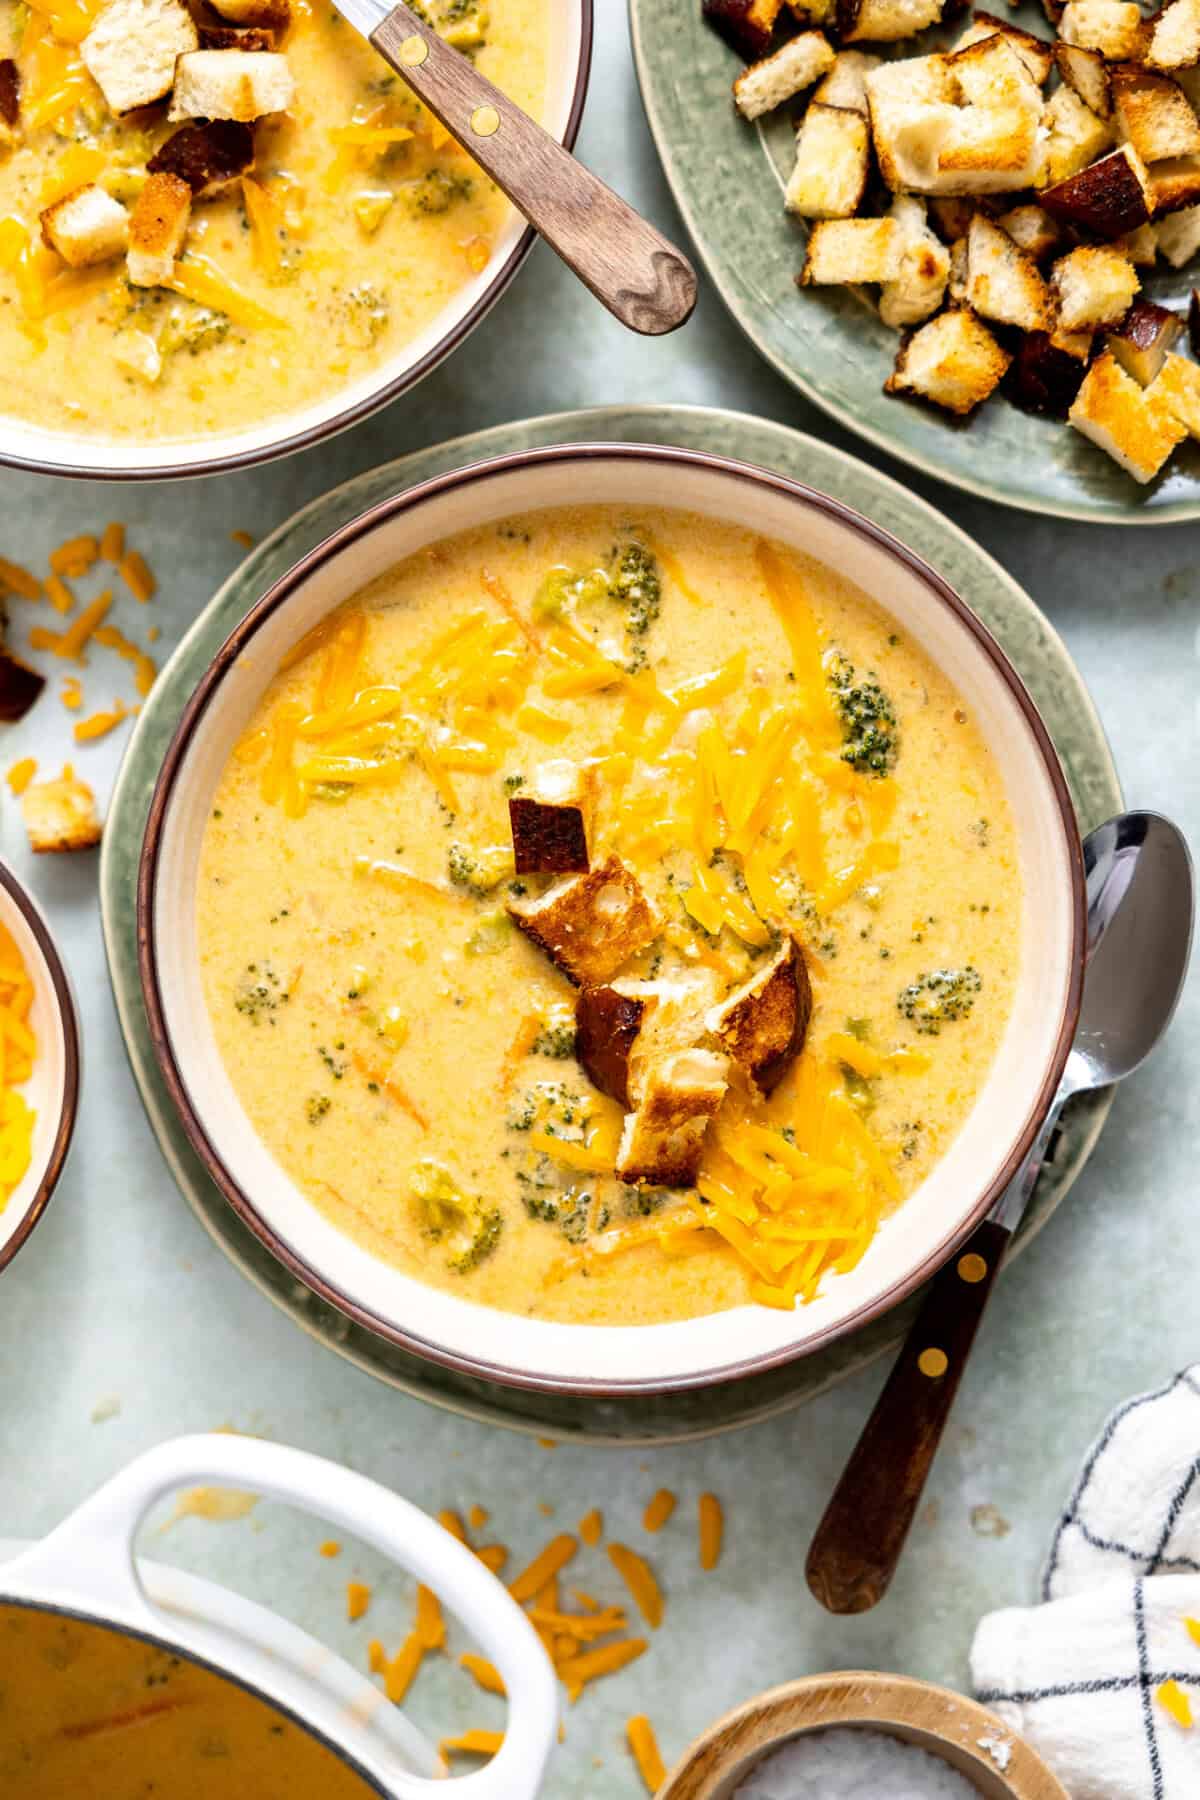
{"left": 197, "top": 506, "right": 1022, "bottom": 1326}
{"left": 0, "top": 0, "right": 545, "bottom": 442}
{"left": 0, "top": 1605, "right": 377, "bottom": 1797}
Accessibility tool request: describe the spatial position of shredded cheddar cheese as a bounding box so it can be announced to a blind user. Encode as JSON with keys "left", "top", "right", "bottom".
{"left": 460, "top": 1652, "right": 506, "bottom": 1695}
{"left": 0, "top": 922, "right": 37, "bottom": 1214}
{"left": 346, "top": 1581, "right": 371, "bottom": 1622}
{"left": 49, "top": 535, "right": 98, "bottom": 579}
{"left": 627, "top": 1715, "right": 668, "bottom": 1794}
{"left": 578, "top": 1509, "right": 602, "bottom": 1547}
{"left": 699, "top": 1494, "right": 723, "bottom": 1571}
{"left": 318, "top": 1539, "right": 341, "bottom": 1557}
{"left": 6, "top": 759, "right": 36, "bottom": 796}
{"left": 73, "top": 701, "right": 128, "bottom": 742}
{"left": 642, "top": 1490, "right": 676, "bottom": 1534}
{"left": 118, "top": 551, "right": 156, "bottom": 604}
{"left": 0, "top": 559, "right": 42, "bottom": 603}
{"left": 99, "top": 522, "right": 125, "bottom": 564}
{"left": 608, "top": 1545, "right": 663, "bottom": 1630}
{"left": 509, "top": 1534, "right": 578, "bottom": 1605}
{"left": 1158, "top": 1680, "right": 1193, "bottom": 1729}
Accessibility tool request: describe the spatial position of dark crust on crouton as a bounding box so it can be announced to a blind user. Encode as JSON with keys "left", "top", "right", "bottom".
{"left": 1190, "top": 288, "right": 1200, "bottom": 356}
{"left": 198, "top": 23, "right": 277, "bottom": 48}
{"left": 1110, "top": 297, "right": 1182, "bottom": 359}
{"left": 509, "top": 795, "right": 589, "bottom": 874}
{"left": 130, "top": 170, "right": 191, "bottom": 256}
{"left": 1041, "top": 147, "right": 1150, "bottom": 239}
{"left": 0, "top": 643, "right": 44, "bottom": 721}
{"left": 1006, "top": 330, "right": 1091, "bottom": 416}
{"left": 709, "top": 937, "right": 812, "bottom": 1093}
{"left": 507, "top": 854, "right": 659, "bottom": 988}
{"left": 0, "top": 58, "right": 19, "bottom": 129}
{"left": 147, "top": 120, "right": 255, "bottom": 199}
{"left": 702, "top": 0, "right": 783, "bottom": 58}
{"left": 575, "top": 986, "right": 646, "bottom": 1106}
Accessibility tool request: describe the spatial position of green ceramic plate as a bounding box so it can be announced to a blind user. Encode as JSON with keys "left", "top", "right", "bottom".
{"left": 629, "top": 2, "right": 1200, "bottom": 524}
{"left": 101, "top": 405, "right": 1121, "bottom": 1443}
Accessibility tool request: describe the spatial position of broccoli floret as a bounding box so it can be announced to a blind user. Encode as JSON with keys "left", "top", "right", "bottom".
{"left": 234, "top": 961, "right": 289, "bottom": 1023}
{"left": 827, "top": 653, "right": 898, "bottom": 777}
{"left": 447, "top": 841, "right": 514, "bottom": 896}
{"left": 609, "top": 541, "right": 661, "bottom": 638}
{"left": 464, "top": 911, "right": 513, "bottom": 957}
{"left": 506, "top": 1081, "right": 588, "bottom": 1136}
{"left": 335, "top": 284, "right": 390, "bottom": 351}
{"left": 306, "top": 1094, "right": 331, "bottom": 1125}
{"left": 532, "top": 1008, "right": 577, "bottom": 1059}
{"left": 517, "top": 1161, "right": 593, "bottom": 1243}
{"left": 410, "top": 1158, "right": 503, "bottom": 1273}
{"left": 897, "top": 967, "right": 982, "bottom": 1035}
{"left": 407, "top": 169, "right": 473, "bottom": 214}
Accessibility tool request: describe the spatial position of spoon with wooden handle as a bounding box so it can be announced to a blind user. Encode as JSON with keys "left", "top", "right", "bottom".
{"left": 806, "top": 811, "right": 1194, "bottom": 1616}
{"left": 332, "top": 0, "right": 698, "bottom": 336}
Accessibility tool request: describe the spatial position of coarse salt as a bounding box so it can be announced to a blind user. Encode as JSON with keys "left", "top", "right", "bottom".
{"left": 978, "top": 1733, "right": 1013, "bottom": 1772}
{"left": 736, "top": 1727, "right": 984, "bottom": 1798}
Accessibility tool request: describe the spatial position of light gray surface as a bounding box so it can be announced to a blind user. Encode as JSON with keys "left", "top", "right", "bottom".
{"left": 0, "top": 6, "right": 1196, "bottom": 1795}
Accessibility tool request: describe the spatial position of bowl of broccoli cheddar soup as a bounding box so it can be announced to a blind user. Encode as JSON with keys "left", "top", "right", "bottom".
{"left": 140, "top": 445, "right": 1086, "bottom": 1393}
{"left": 0, "top": 0, "right": 588, "bottom": 478}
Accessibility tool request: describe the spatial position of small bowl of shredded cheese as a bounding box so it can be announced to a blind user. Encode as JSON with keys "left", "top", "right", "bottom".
{"left": 660, "top": 1672, "right": 1068, "bottom": 1800}
{"left": 0, "top": 859, "right": 80, "bottom": 1275}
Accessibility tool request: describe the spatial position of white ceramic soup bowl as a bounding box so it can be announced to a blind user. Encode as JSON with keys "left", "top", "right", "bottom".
{"left": 0, "top": 8, "right": 590, "bottom": 483}
{"left": 0, "top": 1433, "right": 558, "bottom": 1798}
{"left": 0, "top": 858, "right": 80, "bottom": 1275}
{"left": 138, "top": 444, "right": 1086, "bottom": 1395}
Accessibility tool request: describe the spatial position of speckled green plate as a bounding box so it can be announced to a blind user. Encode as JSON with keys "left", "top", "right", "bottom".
{"left": 101, "top": 405, "right": 1121, "bottom": 1443}
{"left": 629, "top": 3, "right": 1200, "bottom": 524}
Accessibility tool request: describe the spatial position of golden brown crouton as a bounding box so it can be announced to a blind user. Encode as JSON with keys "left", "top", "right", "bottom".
{"left": 703, "top": 0, "right": 786, "bottom": 58}
{"left": 785, "top": 102, "right": 871, "bottom": 218}
{"left": 1155, "top": 200, "right": 1200, "bottom": 263}
{"left": 1146, "top": 0, "right": 1200, "bottom": 72}
{"left": 169, "top": 49, "right": 295, "bottom": 123}
{"left": 1038, "top": 85, "right": 1116, "bottom": 187}
{"left": 1054, "top": 41, "right": 1112, "bottom": 115}
{"left": 40, "top": 184, "right": 128, "bottom": 267}
{"left": 733, "top": 31, "right": 834, "bottom": 118}
{"left": 508, "top": 760, "right": 593, "bottom": 874}
{"left": 997, "top": 202, "right": 1062, "bottom": 259}
{"left": 879, "top": 194, "right": 951, "bottom": 327}
{"left": 126, "top": 171, "right": 191, "bottom": 287}
{"left": 1111, "top": 65, "right": 1200, "bottom": 162}
{"left": 1040, "top": 144, "right": 1152, "bottom": 238}
{"left": 576, "top": 970, "right": 721, "bottom": 1107}
{"left": 838, "top": 0, "right": 944, "bottom": 44}
{"left": 1106, "top": 299, "right": 1183, "bottom": 383}
{"left": 813, "top": 48, "right": 879, "bottom": 111}
{"left": 800, "top": 216, "right": 903, "bottom": 283}
{"left": 965, "top": 212, "right": 1052, "bottom": 329}
{"left": 1068, "top": 350, "right": 1189, "bottom": 478}
{"left": 886, "top": 306, "right": 1013, "bottom": 413}
{"left": 1148, "top": 153, "right": 1200, "bottom": 216}
{"left": 953, "top": 14, "right": 1054, "bottom": 84}
{"left": 146, "top": 121, "right": 256, "bottom": 200}
{"left": 1052, "top": 244, "right": 1140, "bottom": 329}
{"left": 575, "top": 986, "right": 648, "bottom": 1107}
{"left": 1059, "top": 0, "right": 1147, "bottom": 60}
{"left": 1146, "top": 351, "right": 1200, "bottom": 432}
{"left": 507, "top": 854, "right": 660, "bottom": 987}
{"left": 22, "top": 766, "right": 102, "bottom": 853}
{"left": 81, "top": 0, "right": 198, "bottom": 115}
{"left": 705, "top": 938, "right": 812, "bottom": 1093}
{"left": 615, "top": 1049, "right": 730, "bottom": 1188}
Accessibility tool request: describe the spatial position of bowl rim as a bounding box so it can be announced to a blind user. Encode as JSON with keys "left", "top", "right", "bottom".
{"left": 656, "top": 1669, "right": 1071, "bottom": 1799}
{"left": 0, "top": 3, "right": 594, "bottom": 486}
{"left": 0, "top": 859, "right": 81, "bottom": 1276}
{"left": 136, "top": 440, "right": 1087, "bottom": 1395}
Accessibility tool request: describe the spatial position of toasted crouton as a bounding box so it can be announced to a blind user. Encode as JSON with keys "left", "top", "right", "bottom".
{"left": 22, "top": 766, "right": 102, "bottom": 853}
{"left": 814, "top": 48, "right": 879, "bottom": 111}
{"left": 1052, "top": 244, "right": 1140, "bottom": 328}
{"left": 1054, "top": 40, "right": 1111, "bottom": 114}
{"left": 1051, "top": 322, "right": 1096, "bottom": 358}
{"left": 1059, "top": 0, "right": 1146, "bottom": 59}
{"left": 199, "top": 23, "right": 278, "bottom": 49}
{"left": 786, "top": 102, "right": 870, "bottom": 216}
{"left": 1107, "top": 299, "right": 1183, "bottom": 383}
{"left": 1038, "top": 85, "right": 1116, "bottom": 185}
{"left": 169, "top": 50, "right": 295, "bottom": 123}
{"left": 1146, "top": 0, "right": 1200, "bottom": 71}
{"left": 887, "top": 306, "right": 1013, "bottom": 412}
{"left": 1008, "top": 330, "right": 1090, "bottom": 414}
{"left": 81, "top": 0, "right": 198, "bottom": 116}
{"left": 1041, "top": 144, "right": 1152, "bottom": 237}
{"left": 1069, "top": 349, "right": 1188, "bottom": 476}
{"left": 948, "top": 233, "right": 969, "bottom": 300}
{"left": 575, "top": 969, "right": 722, "bottom": 1110}
{"left": 0, "top": 612, "right": 44, "bottom": 723}
{"left": 997, "top": 202, "right": 1062, "bottom": 258}
{"left": 40, "top": 184, "right": 128, "bottom": 267}
{"left": 965, "top": 212, "right": 1052, "bottom": 328}
{"left": 800, "top": 215, "right": 902, "bottom": 281}
{"left": 507, "top": 854, "right": 659, "bottom": 988}
{"left": 948, "top": 31, "right": 1043, "bottom": 108}
{"left": 866, "top": 53, "right": 958, "bottom": 192}
{"left": 705, "top": 938, "right": 811, "bottom": 1093}
{"left": 208, "top": 0, "right": 291, "bottom": 24}
{"left": 953, "top": 14, "right": 1054, "bottom": 85}
{"left": 1111, "top": 65, "right": 1200, "bottom": 162}
{"left": 1116, "top": 222, "right": 1160, "bottom": 263}
{"left": 703, "top": 0, "right": 786, "bottom": 58}
{"left": 147, "top": 121, "right": 256, "bottom": 200}
{"left": 788, "top": 0, "right": 836, "bottom": 20}
{"left": 929, "top": 195, "right": 978, "bottom": 240}
{"left": 615, "top": 1049, "right": 730, "bottom": 1188}
{"left": 880, "top": 194, "right": 951, "bottom": 325}
{"left": 0, "top": 57, "right": 18, "bottom": 148}
{"left": 837, "top": 0, "right": 945, "bottom": 42}
{"left": 733, "top": 31, "right": 835, "bottom": 118}
{"left": 126, "top": 171, "right": 190, "bottom": 287}
{"left": 1148, "top": 153, "right": 1200, "bottom": 214}
{"left": 508, "top": 760, "right": 593, "bottom": 874}
{"left": 1155, "top": 199, "right": 1200, "bottom": 261}
{"left": 1146, "top": 350, "right": 1200, "bottom": 431}
{"left": 867, "top": 44, "right": 1043, "bottom": 195}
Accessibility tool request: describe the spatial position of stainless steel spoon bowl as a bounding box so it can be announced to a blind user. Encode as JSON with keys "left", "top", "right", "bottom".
{"left": 808, "top": 811, "right": 1194, "bottom": 1615}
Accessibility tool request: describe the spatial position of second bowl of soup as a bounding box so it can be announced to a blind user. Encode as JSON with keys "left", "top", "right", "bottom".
{"left": 139, "top": 445, "right": 1085, "bottom": 1393}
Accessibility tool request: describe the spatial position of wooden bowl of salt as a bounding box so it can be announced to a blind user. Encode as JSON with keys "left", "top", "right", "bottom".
{"left": 659, "top": 1671, "right": 1068, "bottom": 1800}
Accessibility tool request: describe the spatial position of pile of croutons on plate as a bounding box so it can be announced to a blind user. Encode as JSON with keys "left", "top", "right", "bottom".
{"left": 706, "top": 0, "right": 1200, "bottom": 483}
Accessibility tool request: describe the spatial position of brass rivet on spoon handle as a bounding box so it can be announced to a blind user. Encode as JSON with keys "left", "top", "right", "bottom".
{"left": 368, "top": 2, "right": 699, "bottom": 336}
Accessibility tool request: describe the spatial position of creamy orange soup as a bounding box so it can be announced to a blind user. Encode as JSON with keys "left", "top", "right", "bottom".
{"left": 0, "top": 1605, "right": 377, "bottom": 1797}
{"left": 0, "top": 0, "right": 547, "bottom": 441}
{"left": 197, "top": 506, "right": 1022, "bottom": 1325}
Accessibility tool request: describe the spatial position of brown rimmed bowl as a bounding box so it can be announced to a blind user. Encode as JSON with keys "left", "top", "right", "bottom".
{"left": 136, "top": 441, "right": 1086, "bottom": 1396}
{"left": 0, "top": 858, "right": 81, "bottom": 1274}
{"left": 0, "top": 6, "right": 591, "bottom": 483}
{"left": 659, "top": 1671, "right": 1069, "bottom": 1800}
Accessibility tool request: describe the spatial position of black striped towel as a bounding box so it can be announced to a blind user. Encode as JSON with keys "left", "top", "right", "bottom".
{"left": 971, "top": 1368, "right": 1200, "bottom": 1799}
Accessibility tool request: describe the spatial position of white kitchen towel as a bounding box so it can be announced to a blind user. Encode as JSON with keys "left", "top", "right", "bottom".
{"left": 971, "top": 1366, "right": 1200, "bottom": 1800}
